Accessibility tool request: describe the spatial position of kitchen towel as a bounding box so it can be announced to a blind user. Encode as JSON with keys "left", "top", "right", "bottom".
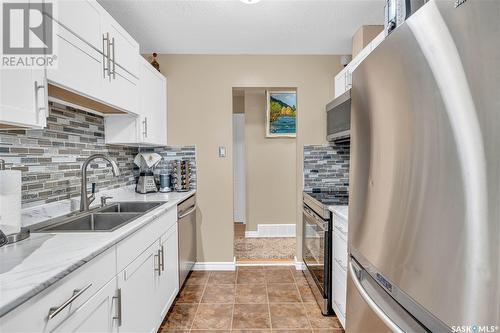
{"left": 0, "top": 170, "right": 21, "bottom": 236}
{"left": 134, "top": 152, "right": 162, "bottom": 170}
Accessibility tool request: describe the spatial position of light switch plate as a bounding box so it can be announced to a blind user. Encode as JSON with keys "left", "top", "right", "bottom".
{"left": 218, "top": 146, "right": 226, "bottom": 158}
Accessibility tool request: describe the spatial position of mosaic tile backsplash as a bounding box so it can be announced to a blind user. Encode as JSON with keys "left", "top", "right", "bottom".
{"left": 303, "top": 144, "right": 350, "bottom": 194}
{"left": 0, "top": 103, "right": 137, "bottom": 204}
{"left": 139, "top": 146, "right": 197, "bottom": 190}
{"left": 0, "top": 102, "right": 196, "bottom": 205}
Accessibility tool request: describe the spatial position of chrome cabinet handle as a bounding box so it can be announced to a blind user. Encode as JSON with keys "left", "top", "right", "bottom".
{"left": 102, "top": 33, "right": 109, "bottom": 78}
{"left": 47, "top": 283, "right": 92, "bottom": 320}
{"left": 106, "top": 33, "right": 111, "bottom": 82}
{"left": 34, "top": 81, "right": 46, "bottom": 124}
{"left": 113, "top": 288, "right": 122, "bottom": 326}
{"left": 142, "top": 117, "right": 148, "bottom": 138}
{"left": 160, "top": 245, "right": 165, "bottom": 272}
{"left": 154, "top": 250, "right": 161, "bottom": 276}
{"left": 110, "top": 37, "right": 116, "bottom": 80}
{"left": 349, "top": 262, "right": 404, "bottom": 333}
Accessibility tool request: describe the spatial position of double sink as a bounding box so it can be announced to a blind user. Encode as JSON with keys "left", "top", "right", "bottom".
{"left": 34, "top": 202, "right": 165, "bottom": 233}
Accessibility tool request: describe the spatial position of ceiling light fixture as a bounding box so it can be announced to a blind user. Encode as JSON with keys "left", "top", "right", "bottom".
{"left": 240, "top": 0, "right": 261, "bottom": 4}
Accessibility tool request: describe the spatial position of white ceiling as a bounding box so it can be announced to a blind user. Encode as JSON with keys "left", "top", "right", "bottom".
{"left": 98, "top": 0, "right": 385, "bottom": 55}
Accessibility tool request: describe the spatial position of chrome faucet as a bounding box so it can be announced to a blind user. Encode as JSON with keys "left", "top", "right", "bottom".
{"left": 80, "top": 154, "right": 120, "bottom": 212}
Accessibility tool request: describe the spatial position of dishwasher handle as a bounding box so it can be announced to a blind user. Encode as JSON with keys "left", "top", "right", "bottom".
{"left": 178, "top": 205, "right": 196, "bottom": 219}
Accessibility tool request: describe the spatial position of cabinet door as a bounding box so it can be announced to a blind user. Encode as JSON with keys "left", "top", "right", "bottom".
{"left": 105, "top": 57, "right": 166, "bottom": 145}
{"left": 139, "top": 58, "right": 167, "bottom": 145}
{"left": 332, "top": 261, "right": 347, "bottom": 328}
{"left": 103, "top": 66, "right": 138, "bottom": 114}
{"left": 334, "top": 70, "right": 347, "bottom": 98}
{"left": 104, "top": 16, "right": 139, "bottom": 78}
{"left": 46, "top": 19, "right": 105, "bottom": 106}
{"left": 54, "top": 0, "right": 104, "bottom": 51}
{"left": 52, "top": 278, "right": 118, "bottom": 333}
{"left": 0, "top": 69, "right": 47, "bottom": 128}
{"left": 157, "top": 224, "right": 179, "bottom": 319}
{"left": 117, "top": 241, "right": 160, "bottom": 333}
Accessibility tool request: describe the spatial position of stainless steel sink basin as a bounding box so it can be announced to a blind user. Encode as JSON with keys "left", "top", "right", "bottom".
{"left": 36, "top": 213, "right": 142, "bottom": 232}
{"left": 96, "top": 201, "right": 163, "bottom": 213}
{"left": 33, "top": 201, "right": 166, "bottom": 233}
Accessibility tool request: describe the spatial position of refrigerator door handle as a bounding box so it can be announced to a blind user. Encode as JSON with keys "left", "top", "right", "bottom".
{"left": 349, "top": 261, "right": 405, "bottom": 333}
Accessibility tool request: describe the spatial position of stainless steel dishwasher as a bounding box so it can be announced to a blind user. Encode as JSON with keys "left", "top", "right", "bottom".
{"left": 177, "top": 194, "right": 196, "bottom": 287}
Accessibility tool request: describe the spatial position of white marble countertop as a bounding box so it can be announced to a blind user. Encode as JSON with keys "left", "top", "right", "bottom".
{"left": 0, "top": 186, "right": 195, "bottom": 317}
{"left": 328, "top": 205, "right": 348, "bottom": 220}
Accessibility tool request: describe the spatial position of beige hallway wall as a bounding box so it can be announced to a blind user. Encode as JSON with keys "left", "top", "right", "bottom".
{"left": 244, "top": 90, "right": 296, "bottom": 232}
{"left": 156, "top": 55, "right": 342, "bottom": 262}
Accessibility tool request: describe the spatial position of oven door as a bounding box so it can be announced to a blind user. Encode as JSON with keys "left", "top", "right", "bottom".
{"left": 302, "top": 205, "right": 331, "bottom": 299}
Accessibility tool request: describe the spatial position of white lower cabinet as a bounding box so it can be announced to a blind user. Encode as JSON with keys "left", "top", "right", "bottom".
{"left": 332, "top": 211, "right": 348, "bottom": 329}
{"left": 332, "top": 263, "right": 347, "bottom": 328}
{"left": 51, "top": 278, "right": 118, "bottom": 333}
{"left": 0, "top": 205, "right": 179, "bottom": 333}
{"left": 117, "top": 241, "right": 160, "bottom": 333}
{"left": 157, "top": 224, "right": 179, "bottom": 319}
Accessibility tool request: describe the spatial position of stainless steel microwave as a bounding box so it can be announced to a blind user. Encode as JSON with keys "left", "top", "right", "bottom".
{"left": 326, "top": 90, "right": 351, "bottom": 144}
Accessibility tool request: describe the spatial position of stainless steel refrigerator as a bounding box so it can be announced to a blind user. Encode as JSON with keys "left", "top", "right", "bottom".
{"left": 347, "top": 0, "right": 500, "bottom": 332}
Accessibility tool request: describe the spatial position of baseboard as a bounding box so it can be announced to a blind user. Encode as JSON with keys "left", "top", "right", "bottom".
{"left": 244, "top": 224, "right": 296, "bottom": 238}
{"left": 193, "top": 257, "right": 236, "bottom": 271}
{"left": 294, "top": 256, "right": 305, "bottom": 270}
{"left": 237, "top": 260, "right": 295, "bottom": 266}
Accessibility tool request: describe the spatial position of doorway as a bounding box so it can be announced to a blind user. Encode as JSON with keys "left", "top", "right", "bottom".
{"left": 232, "top": 87, "right": 297, "bottom": 264}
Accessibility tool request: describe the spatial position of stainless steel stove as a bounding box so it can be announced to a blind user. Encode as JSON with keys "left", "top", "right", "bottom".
{"left": 302, "top": 189, "right": 348, "bottom": 315}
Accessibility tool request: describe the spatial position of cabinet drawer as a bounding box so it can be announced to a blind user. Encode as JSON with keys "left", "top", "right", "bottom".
{"left": 0, "top": 247, "right": 116, "bottom": 332}
{"left": 333, "top": 231, "right": 348, "bottom": 273}
{"left": 116, "top": 206, "right": 176, "bottom": 273}
{"left": 333, "top": 213, "right": 348, "bottom": 240}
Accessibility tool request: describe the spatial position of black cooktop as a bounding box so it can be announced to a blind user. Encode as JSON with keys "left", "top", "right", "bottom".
{"left": 304, "top": 189, "right": 348, "bottom": 206}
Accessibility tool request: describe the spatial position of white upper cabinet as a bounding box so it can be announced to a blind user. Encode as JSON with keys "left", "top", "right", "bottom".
{"left": 46, "top": 0, "right": 105, "bottom": 106}
{"left": 139, "top": 58, "right": 167, "bottom": 145}
{"left": 1, "top": 0, "right": 163, "bottom": 132}
{"left": 0, "top": 1, "right": 49, "bottom": 129}
{"left": 105, "top": 57, "right": 167, "bottom": 146}
{"left": 46, "top": 0, "right": 139, "bottom": 114}
{"left": 334, "top": 31, "right": 386, "bottom": 98}
{"left": 104, "top": 16, "right": 140, "bottom": 78}
{"left": 0, "top": 68, "right": 48, "bottom": 129}
{"left": 100, "top": 10, "right": 139, "bottom": 113}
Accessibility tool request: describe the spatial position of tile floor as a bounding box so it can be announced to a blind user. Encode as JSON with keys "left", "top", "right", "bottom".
{"left": 159, "top": 266, "right": 344, "bottom": 333}
{"left": 233, "top": 223, "right": 296, "bottom": 261}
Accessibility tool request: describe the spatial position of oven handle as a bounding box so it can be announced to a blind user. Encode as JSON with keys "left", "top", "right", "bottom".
{"left": 303, "top": 206, "right": 328, "bottom": 231}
